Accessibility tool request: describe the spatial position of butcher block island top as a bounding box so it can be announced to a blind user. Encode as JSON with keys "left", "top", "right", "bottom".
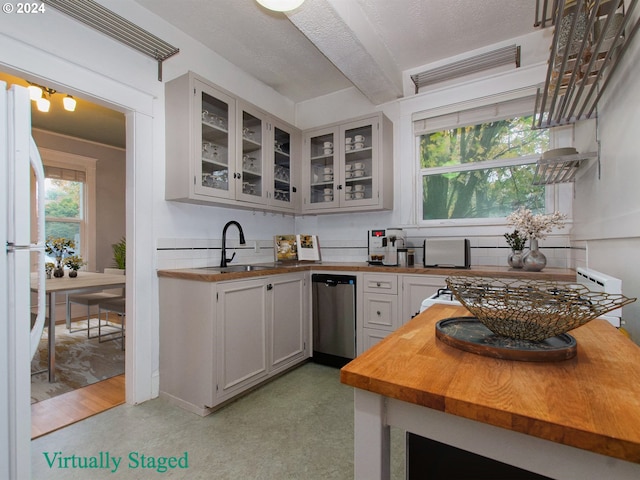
{"left": 340, "top": 304, "right": 640, "bottom": 465}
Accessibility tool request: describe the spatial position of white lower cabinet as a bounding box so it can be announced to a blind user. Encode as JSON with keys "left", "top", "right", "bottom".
{"left": 216, "top": 277, "right": 269, "bottom": 401}
{"left": 400, "top": 275, "right": 447, "bottom": 322}
{"left": 361, "top": 273, "right": 399, "bottom": 353}
{"left": 159, "top": 272, "right": 309, "bottom": 416}
{"left": 358, "top": 273, "right": 447, "bottom": 354}
{"left": 269, "top": 273, "right": 308, "bottom": 373}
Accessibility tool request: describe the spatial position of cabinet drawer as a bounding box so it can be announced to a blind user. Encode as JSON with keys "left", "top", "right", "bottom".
{"left": 363, "top": 274, "right": 398, "bottom": 294}
{"left": 363, "top": 293, "right": 398, "bottom": 331}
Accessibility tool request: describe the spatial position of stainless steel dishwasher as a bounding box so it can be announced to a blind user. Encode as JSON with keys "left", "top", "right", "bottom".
{"left": 312, "top": 274, "right": 356, "bottom": 368}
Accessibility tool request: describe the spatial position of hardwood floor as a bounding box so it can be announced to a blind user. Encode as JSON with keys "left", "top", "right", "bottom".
{"left": 31, "top": 374, "right": 125, "bottom": 439}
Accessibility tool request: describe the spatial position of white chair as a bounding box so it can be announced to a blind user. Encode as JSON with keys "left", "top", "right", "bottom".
{"left": 66, "top": 268, "right": 125, "bottom": 337}
{"left": 97, "top": 297, "right": 125, "bottom": 349}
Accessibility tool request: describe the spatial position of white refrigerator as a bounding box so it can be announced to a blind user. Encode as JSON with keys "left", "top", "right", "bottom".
{"left": 1, "top": 82, "right": 46, "bottom": 479}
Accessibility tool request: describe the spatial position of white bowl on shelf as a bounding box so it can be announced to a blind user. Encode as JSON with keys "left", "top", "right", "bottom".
{"left": 323, "top": 174, "right": 333, "bottom": 181}
{"left": 353, "top": 170, "right": 364, "bottom": 177}
{"left": 354, "top": 192, "right": 365, "bottom": 199}
{"left": 354, "top": 184, "right": 365, "bottom": 192}
{"left": 541, "top": 147, "right": 578, "bottom": 160}
{"left": 323, "top": 195, "right": 333, "bottom": 202}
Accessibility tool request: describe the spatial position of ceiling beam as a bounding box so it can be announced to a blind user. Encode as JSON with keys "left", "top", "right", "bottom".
{"left": 285, "top": 0, "right": 403, "bottom": 105}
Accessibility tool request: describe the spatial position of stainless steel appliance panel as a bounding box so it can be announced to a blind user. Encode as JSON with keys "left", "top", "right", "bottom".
{"left": 423, "top": 238, "right": 470, "bottom": 268}
{"left": 312, "top": 274, "right": 356, "bottom": 366}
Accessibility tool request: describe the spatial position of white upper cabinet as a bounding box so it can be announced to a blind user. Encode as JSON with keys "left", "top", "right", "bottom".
{"left": 165, "top": 72, "right": 392, "bottom": 215}
{"left": 302, "top": 113, "right": 393, "bottom": 214}
{"left": 165, "top": 72, "right": 299, "bottom": 213}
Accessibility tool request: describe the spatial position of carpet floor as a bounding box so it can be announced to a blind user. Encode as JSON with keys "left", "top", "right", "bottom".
{"left": 31, "top": 319, "right": 125, "bottom": 404}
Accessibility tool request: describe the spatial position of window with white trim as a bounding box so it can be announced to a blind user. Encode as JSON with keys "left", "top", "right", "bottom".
{"left": 32, "top": 148, "right": 97, "bottom": 270}
{"left": 44, "top": 166, "right": 86, "bottom": 259}
{"left": 415, "top": 96, "right": 550, "bottom": 223}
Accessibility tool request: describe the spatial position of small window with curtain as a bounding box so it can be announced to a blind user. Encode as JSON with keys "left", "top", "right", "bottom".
{"left": 415, "top": 96, "right": 550, "bottom": 222}
{"left": 44, "top": 165, "right": 86, "bottom": 261}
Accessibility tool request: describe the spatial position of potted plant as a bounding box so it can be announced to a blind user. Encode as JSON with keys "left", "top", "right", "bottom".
{"left": 45, "top": 237, "right": 75, "bottom": 277}
{"left": 64, "top": 255, "right": 85, "bottom": 277}
{"left": 504, "top": 229, "right": 527, "bottom": 269}
{"left": 45, "top": 262, "right": 55, "bottom": 279}
{"left": 112, "top": 237, "right": 126, "bottom": 270}
{"left": 507, "top": 208, "right": 567, "bottom": 271}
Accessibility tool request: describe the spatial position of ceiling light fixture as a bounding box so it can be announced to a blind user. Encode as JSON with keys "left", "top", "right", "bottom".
{"left": 63, "top": 95, "right": 76, "bottom": 112}
{"left": 28, "top": 85, "right": 43, "bottom": 101}
{"left": 256, "top": 0, "right": 305, "bottom": 12}
{"left": 27, "top": 82, "right": 77, "bottom": 113}
{"left": 36, "top": 96, "right": 50, "bottom": 113}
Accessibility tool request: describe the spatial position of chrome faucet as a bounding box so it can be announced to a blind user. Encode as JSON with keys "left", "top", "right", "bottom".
{"left": 220, "top": 221, "right": 246, "bottom": 268}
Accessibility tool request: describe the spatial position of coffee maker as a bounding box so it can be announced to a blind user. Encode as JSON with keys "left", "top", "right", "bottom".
{"left": 368, "top": 228, "right": 406, "bottom": 266}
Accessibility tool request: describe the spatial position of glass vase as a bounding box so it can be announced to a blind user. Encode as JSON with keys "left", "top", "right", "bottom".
{"left": 507, "top": 249, "right": 524, "bottom": 269}
{"left": 522, "top": 238, "right": 547, "bottom": 272}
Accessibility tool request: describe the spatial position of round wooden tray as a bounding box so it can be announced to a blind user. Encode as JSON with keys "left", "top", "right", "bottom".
{"left": 435, "top": 317, "right": 577, "bottom": 362}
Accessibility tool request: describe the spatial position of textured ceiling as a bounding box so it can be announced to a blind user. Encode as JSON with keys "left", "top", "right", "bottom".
{"left": 3, "top": 0, "right": 539, "bottom": 147}
{"left": 136, "top": 0, "right": 537, "bottom": 103}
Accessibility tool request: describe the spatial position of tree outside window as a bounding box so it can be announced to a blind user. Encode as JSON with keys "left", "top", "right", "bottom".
{"left": 44, "top": 178, "right": 83, "bottom": 260}
{"left": 420, "top": 116, "right": 549, "bottom": 221}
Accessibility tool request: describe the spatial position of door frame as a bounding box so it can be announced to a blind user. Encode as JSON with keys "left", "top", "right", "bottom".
{"left": 1, "top": 31, "right": 157, "bottom": 478}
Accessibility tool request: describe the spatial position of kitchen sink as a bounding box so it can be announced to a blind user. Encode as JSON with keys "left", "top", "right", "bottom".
{"left": 198, "top": 264, "right": 277, "bottom": 273}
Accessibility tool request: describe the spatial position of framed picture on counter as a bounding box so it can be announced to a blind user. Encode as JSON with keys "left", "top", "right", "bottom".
{"left": 296, "top": 234, "right": 321, "bottom": 262}
{"left": 274, "top": 235, "right": 298, "bottom": 262}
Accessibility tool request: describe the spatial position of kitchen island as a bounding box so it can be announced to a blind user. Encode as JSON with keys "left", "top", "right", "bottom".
{"left": 340, "top": 304, "right": 640, "bottom": 479}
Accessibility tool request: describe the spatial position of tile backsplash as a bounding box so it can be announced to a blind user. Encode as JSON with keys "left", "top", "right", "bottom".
{"left": 157, "top": 235, "right": 585, "bottom": 270}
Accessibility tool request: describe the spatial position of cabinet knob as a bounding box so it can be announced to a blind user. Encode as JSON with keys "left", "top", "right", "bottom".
{"left": 376, "top": 282, "right": 381, "bottom": 287}
{"left": 376, "top": 311, "right": 381, "bottom": 316}
{"left": 266, "top": 284, "right": 273, "bottom": 291}
{"left": 337, "top": 185, "right": 343, "bottom": 190}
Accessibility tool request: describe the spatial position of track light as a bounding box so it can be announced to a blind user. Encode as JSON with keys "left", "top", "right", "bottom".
{"left": 27, "top": 82, "right": 77, "bottom": 113}
{"left": 28, "top": 85, "right": 43, "bottom": 101}
{"left": 36, "top": 97, "right": 50, "bottom": 113}
{"left": 63, "top": 95, "right": 76, "bottom": 112}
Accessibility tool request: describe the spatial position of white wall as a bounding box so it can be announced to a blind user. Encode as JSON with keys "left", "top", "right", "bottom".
{"left": 571, "top": 6, "right": 640, "bottom": 340}
{"left": 32, "top": 130, "right": 126, "bottom": 272}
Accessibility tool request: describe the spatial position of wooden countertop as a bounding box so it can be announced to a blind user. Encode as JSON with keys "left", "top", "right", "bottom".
{"left": 157, "top": 262, "right": 576, "bottom": 282}
{"left": 340, "top": 304, "right": 640, "bottom": 463}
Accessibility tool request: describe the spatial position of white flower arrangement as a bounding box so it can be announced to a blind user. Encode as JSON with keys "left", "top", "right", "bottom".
{"left": 506, "top": 207, "right": 567, "bottom": 240}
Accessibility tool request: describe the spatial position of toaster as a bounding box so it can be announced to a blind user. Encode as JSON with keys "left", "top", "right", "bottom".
{"left": 423, "top": 238, "right": 470, "bottom": 268}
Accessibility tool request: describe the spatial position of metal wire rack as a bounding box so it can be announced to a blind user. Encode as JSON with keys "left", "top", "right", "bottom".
{"left": 43, "top": 0, "right": 179, "bottom": 81}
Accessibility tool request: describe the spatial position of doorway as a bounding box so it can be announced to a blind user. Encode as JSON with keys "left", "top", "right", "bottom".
{"left": 0, "top": 71, "right": 127, "bottom": 434}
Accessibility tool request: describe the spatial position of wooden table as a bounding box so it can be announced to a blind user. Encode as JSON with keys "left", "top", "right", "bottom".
{"left": 340, "top": 304, "right": 640, "bottom": 480}
{"left": 31, "top": 272, "right": 126, "bottom": 382}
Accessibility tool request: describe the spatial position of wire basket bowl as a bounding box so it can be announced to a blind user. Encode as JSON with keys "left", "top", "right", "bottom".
{"left": 445, "top": 276, "right": 636, "bottom": 341}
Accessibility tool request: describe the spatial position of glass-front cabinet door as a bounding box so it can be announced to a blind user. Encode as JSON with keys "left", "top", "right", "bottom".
{"left": 304, "top": 126, "right": 339, "bottom": 210}
{"left": 196, "top": 80, "right": 236, "bottom": 199}
{"left": 272, "top": 123, "right": 294, "bottom": 209}
{"left": 341, "top": 117, "right": 379, "bottom": 208}
{"left": 237, "top": 105, "right": 265, "bottom": 204}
